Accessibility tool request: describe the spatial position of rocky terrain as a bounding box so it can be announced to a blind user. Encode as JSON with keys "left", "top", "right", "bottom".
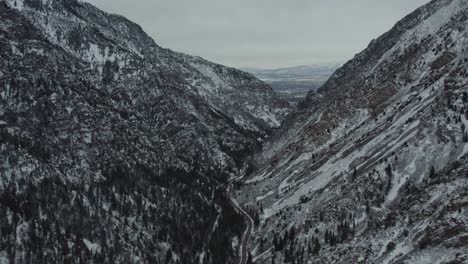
{"left": 0, "top": 0, "right": 289, "bottom": 263}
{"left": 2, "top": 0, "right": 468, "bottom": 263}
{"left": 237, "top": 0, "right": 468, "bottom": 263}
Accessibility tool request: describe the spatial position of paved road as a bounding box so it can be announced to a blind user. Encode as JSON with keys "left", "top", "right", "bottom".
{"left": 228, "top": 182, "right": 254, "bottom": 264}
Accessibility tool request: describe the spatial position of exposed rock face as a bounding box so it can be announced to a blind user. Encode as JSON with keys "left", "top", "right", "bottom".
{"left": 0, "top": 0, "right": 289, "bottom": 263}
{"left": 237, "top": 0, "right": 468, "bottom": 263}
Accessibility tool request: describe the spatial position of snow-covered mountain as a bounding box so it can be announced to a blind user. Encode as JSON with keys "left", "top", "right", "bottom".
{"left": 3, "top": 0, "right": 468, "bottom": 263}
{"left": 0, "top": 0, "right": 289, "bottom": 263}
{"left": 237, "top": 0, "right": 468, "bottom": 263}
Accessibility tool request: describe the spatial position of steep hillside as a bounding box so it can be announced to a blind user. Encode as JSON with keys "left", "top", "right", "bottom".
{"left": 237, "top": 0, "right": 468, "bottom": 263}
{"left": 0, "top": 0, "right": 289, "bottom": 263}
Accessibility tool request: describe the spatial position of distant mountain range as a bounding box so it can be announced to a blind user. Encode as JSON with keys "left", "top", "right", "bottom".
{"left": 241, "top": 64, "right": 341, "bottom": 105}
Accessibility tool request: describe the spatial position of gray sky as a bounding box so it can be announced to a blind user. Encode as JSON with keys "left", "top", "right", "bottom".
{"left": 83, "top": 0, "right": 431, "bottom": 69}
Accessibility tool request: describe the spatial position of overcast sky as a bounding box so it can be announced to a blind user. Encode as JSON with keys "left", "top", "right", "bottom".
{"left": 83, "top": 0, "right": 431, "bottom": 69}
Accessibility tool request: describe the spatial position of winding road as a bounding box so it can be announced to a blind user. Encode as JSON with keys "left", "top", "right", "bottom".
{"left": 228, "top": 181, "right": 254, "bottom": 264}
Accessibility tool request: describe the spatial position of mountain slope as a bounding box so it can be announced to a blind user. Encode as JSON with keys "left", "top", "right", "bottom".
{"left": 0, "top": 0, "right": 289, "bottom": 263}
{"left": 237, "top": 0, "right": 468, "bottom": 263}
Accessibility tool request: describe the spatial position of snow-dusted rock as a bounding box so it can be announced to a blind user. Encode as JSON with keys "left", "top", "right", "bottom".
{"left": 0, "top": 0, "right": 289, "bottom": 263}
{"left": 239, "top": 0, "right": 468, "bottom": 263}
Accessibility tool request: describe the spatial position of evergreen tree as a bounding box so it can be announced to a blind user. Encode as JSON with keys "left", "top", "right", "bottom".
{"left": 430, "top": 166, "right": 436, "bottom": 178}
{"left": 273, "top": 233, "right": 278, "bottom": 251}
{"left": 246, "top": 253, "right": 253, "bottom": 264}
{"left": 165, "top": 249, "right": 173, "bottom": 264}
{"left": 313, "top": 239, "right": 321, "bottom": 255}
{"left": 351, "top": 167, "right": 358, "bottom": 181}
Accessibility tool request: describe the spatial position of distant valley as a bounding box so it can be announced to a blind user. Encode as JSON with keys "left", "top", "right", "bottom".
{"left": 242, "top": 64, "right": 340, "bottom": 105}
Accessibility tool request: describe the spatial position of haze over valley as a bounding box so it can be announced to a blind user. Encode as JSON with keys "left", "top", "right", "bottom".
{"left": 242, "top": 64, "right": 341, "bottom": 105}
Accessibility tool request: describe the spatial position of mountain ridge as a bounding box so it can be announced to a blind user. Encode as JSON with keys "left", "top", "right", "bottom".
{"left": 237, "top": 0, "right": 468, "bottom": 263}
{"left": 0, "top": 0, "right": 289, "bottom": 263}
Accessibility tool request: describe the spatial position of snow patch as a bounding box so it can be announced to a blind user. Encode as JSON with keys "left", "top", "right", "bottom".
{"left": 256, "top": 190, "right": 274, "bottom": 202}
{"left": 83, "top": 239, "right": 101, "bottom": 253}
